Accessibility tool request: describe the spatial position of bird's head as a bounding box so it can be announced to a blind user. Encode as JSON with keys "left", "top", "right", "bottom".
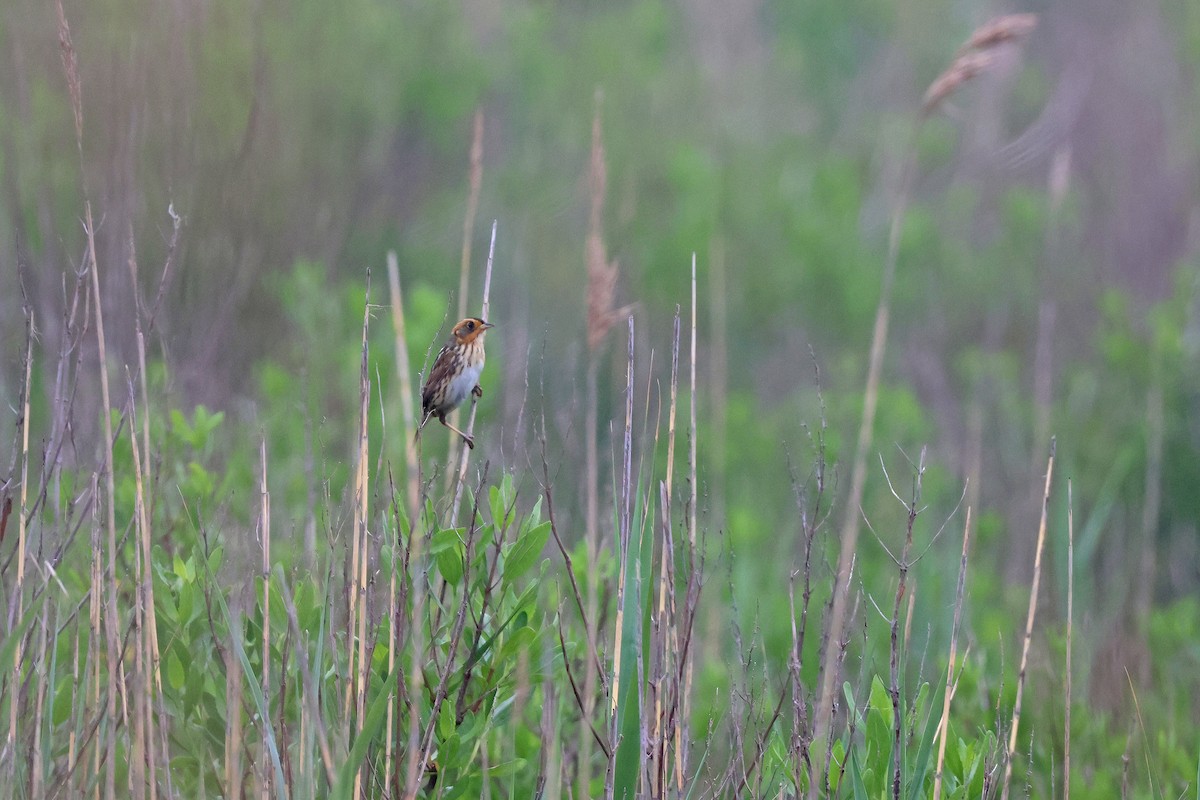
{"left": 451, "top": 317, "right": 494, "bottom": 344}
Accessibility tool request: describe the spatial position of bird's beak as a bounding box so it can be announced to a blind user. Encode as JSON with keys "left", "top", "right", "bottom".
{"left": 481, "top": 321, "right": 495, "bottom": 330}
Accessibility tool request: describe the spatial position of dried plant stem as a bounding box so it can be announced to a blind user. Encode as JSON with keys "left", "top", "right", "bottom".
{"left": 128, "top": 232, "right": 171, "bottom": 797}
{"left": 351, "top": 273, "right": 372, "bottom": 800}
{"left": 817, "top": 130, "right": 918, "bottom": 743}
{"left": 386, "top": 253, "right": 421, "bottom": 523}
{"left": 934, "top": 506, "right": 972, "bottom": 800}
{"left": 384, "top": 250, "right": 419, "bottom": 793}
{"left": 88, "top": 203, "right": 121, "bottom": 800}
{"left": 6, "top": 309, "right": 33, "bottom": 762}
{"left": 890, "top": 448, "right": 926, "bottom": 800}
{"left": 580, "top": 355, "right": 601, "bottom": 797}
{"left": 682, "top": 254, "right": 698, "bottom": 766}
{"left": 444, "top": 111, "right": 486, "bottom": 474}
{"left": 661, "top": 307, "right": 682, "bottom": 791}
{"left": 259, "top": 438, "right": 271, "bottom": 800}
{"left": 688, "top": 254, "right": 698, "bottom": 552}
{"left": 127, "top": 387, "right": 157, "bottom": 800}
{"left": 53, "top": 3, "right": 121, "bottom": 795}
{"left": 1001, "top": 438, "right": 1055, "bottom": 800}
{"left": 449, "top": 220, "right": 496, "bottom": 524}
{"left": 1064, "top": 481, "right": 1074, "bottom": 800}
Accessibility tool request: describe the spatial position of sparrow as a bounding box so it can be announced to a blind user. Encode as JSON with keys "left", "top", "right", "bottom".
{"left": 417, "top": 317, "right": 494, "bottom": 450}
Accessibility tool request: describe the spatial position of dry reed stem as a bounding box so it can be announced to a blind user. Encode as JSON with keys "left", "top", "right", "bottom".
{"left": 30, "top": 604, "right": 50, "bottom": 799}
{"left": 259, "top": 438, "right": 271, "bottom": 800}
{"left": 581, "top": 92, "right": 629, "bottom": 796}
{"left": 449, "top": 220, "right": 496, "bottom": 525}
{"left": 445, "top": 110, "right": 486, "bottom": 473}
{"left": 386, "top": 253, "right": 421, "bottom": 525}
{"left": 129, "top": 234, "right": 169, "bottom": 796}
{"left": 933, "top": 505, "right": 972, "bottom": 800}
{"left": 127, "top": 390, "right": 155, "bottom": 800}
{"left": 661, "top": 308, "right": 682, "bottom": 790}
{"left": 88, "top": 473, "right": 101, "bottom": 800}
{"left": 1001, "top": 438, "right": 1055, "bottom": 800}
{"left": 889, "top": 448, "right": 926, "bottom": 800}
{"left": 6, "top": 307, "right": 33, "bottom": 764}
{"left": 817, "top": 12, "right": 1037, "bottom": 744}
{"left": 53, "top": 2, "right": 122, "bottom": 794}
{"left": 1124, "top": 668, "right": 1160, "bottom": 798}
{"left": 383, "top": 250, "right": 418, "bottom": 800}
{"left": 1064, "top": 481, "right": 1073, "bottom": 800}
{"left": 351, "top": 273, "right": 372, "bottom": 800}
{"left": 681, "top": 253, "right": 699, "bottom": 776}
{"left": 815, "top": 131, "right": 915, "bottom": 745}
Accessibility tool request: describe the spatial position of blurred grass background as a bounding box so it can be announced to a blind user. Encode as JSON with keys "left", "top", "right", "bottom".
{"left": 2, "top": 0, "right": 1200, "bottom": 796}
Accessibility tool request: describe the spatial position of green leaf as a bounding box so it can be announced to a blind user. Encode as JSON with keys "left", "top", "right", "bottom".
{"left": 332, "top": 668, "right": 394, "bottom": 799}
{"left": 905, "top": 682, "right": 944, "bottom": 800}
{"left": 498, "top": 625, "right": 537, "bottom": 663}
{"left": 437, "top": 697, "right": 456, "bottom": 741}
{"left": 432, "top": 528, "right": 465, "bottom": 584}
{"left": 437, "top": 546, "right": 464, "bottom": 585}
{"left": 488, "top": 758, "right": 527, "bottom": 777}
{"left": 849, "top": 749, "right": 869, "bottom": 800}
{"left": 503, "top": 521, "right": 550, "bottom": 584}
{"left": 490, "top": 474, "right": 517, "bottom": 530}
{"left": 167, "top": 650, "right": 186, "bottom": 690}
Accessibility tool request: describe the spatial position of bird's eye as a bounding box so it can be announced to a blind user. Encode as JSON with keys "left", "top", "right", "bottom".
{"left": 466, "top": 321, "right": 475, "bottom": 331}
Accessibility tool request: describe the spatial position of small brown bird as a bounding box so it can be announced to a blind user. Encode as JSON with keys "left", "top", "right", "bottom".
{"left": 417, "top": 317, "right": 494, "bottom": 450}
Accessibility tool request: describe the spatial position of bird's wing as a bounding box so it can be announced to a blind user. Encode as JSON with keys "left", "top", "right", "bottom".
{"left": 421, "top": 344, "right": 457, "bottom": 410}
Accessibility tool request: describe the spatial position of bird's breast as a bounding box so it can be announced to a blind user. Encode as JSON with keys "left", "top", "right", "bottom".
{"left": 445, "top": 358, "right": 484, "bottom": 407}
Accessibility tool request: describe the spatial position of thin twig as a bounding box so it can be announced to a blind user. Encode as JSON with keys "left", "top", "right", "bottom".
{"left": 1001, "top": 438, "right": 1055, "bottom": 800}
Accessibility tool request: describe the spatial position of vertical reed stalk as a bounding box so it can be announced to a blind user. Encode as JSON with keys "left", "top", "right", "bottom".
{"left": 128, "top": 399, "right": 150, "bottom": 800}
{"left": 351, "top": 273, "right": 372, "bottom": 799}
{"left": 1001, "top": 438, "right": 1055, "bottom": 800}
{"left": 1064, "top": 481, "right": 1074, "bottom": 800}
{"left": 386, "top": 253, "right": 421, "bottom": 525}
{"left": 54, "top": 2, "right": 121, "bottom": 792}
{"left": 88, "top": 473, "right": 102, "bottom": 800}
{"left": 384, "top": 249, "right": 418, "bottom": 798}
{"left": 933, "top": 507, "right": 972, "bottom": 800}
{"left": 449, "top": 220, "right": 497, "bottom": 523}
{"left": 444, "top": 110, "right": 486, "bottom": 475}
{"left": 817, "top": 130, "right": 917, "bottom": 743}
{"left": 816, "top": 14, "right": 1036, "bottom": 741}
{"left": 130, "top": 230, "right": 167, "bottom": 797}
{"left": 681, "top": 254, "right": 698, "bottom": 759}
{"left": 659, "top": 308, "right": 681, "bottom": 792}
{"left": 259, "top": 438, "right": 272, "bottom": 800}
{"left": 6, "top": 309, "right": 32, "bottom": 761}
{"left": 890, "top": 448, "right": 926, "bottom": 800}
